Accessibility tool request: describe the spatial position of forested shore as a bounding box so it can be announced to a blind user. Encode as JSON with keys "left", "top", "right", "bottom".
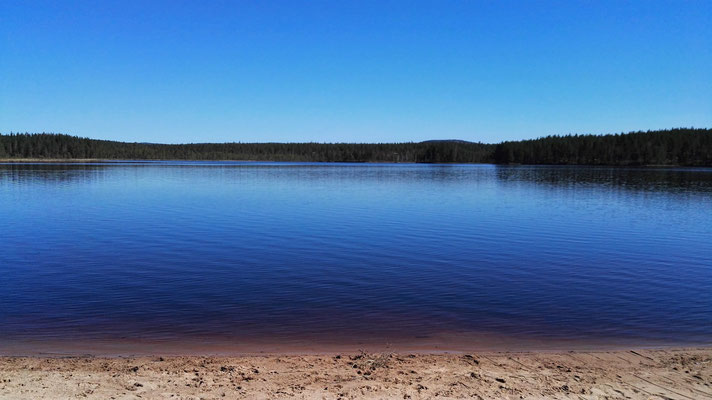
{"left": 0, "top": 128, "right": 710, "bottom": 166}
{"left": 493, "top": 128, "right": 711, "bottom": 166}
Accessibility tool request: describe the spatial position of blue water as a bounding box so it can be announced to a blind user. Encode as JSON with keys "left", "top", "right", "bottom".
{"left": 1, "top": 162, "right": 711, "bottom": 349}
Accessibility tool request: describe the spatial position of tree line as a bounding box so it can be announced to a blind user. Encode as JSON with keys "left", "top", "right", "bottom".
{"left": 0, "top": 128, "right": 709, "bottom": 165}
{"left": 0, "top": 134, "right": 493, "bottom": 163}
{"left": 492, "top": 128, "right": 711, "bottom": 166}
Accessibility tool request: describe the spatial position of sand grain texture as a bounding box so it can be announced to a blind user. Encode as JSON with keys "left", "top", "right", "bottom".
{"left": 1, "top": 349, "right": 710, "bottom": 399}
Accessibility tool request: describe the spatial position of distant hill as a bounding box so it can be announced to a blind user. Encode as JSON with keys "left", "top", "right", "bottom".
{"left": 0, "top": 134, "right": 493, "bottom": 163}
{"left": 420, "top": 139, "right": 474, "bottom": 144}
{"left": 0, "top": 128, "right": 710, "bottom": 166}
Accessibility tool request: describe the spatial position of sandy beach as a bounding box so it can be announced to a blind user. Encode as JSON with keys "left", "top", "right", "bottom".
{"left": 1, "top": 348, "right": 710, "bottom": 399}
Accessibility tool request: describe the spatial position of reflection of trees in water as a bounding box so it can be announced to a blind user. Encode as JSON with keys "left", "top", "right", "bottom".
{"left": 2, "top": 163, "right": 711, "bottom": 199}
{"left": 494, "top": 165, "right": 712, "bottom": 195}
{"left": 0, "top": 164, "right": 109, "bottom": 184}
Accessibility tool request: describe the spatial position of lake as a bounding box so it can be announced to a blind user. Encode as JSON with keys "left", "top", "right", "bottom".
{"left": 1, "top": 162, "right": 711, "bottom": 353}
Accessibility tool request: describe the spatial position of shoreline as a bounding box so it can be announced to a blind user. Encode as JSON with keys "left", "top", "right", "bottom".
{"left": 4, "top": 332, "right": 710, "bottom": 358}
{"left": 0, "top": 158, "right": 707, "bottom": 167}
{"left": 2, "top": 348, "right": 710, "bottom": 399}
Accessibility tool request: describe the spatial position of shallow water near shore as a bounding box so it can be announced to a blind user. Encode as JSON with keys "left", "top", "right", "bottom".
{"left": 1, "top": 162, "right": 711, "bottom": 353}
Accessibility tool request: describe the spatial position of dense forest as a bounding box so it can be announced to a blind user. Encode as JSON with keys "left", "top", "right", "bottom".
{"left": 0, "top": 128, "right": 710, "bottom": 166}
{"left": 493, "top": 128, "right": 712, "bottom": 166}
{"left": 0, "top": 134, "right": 493, "bottom": 163}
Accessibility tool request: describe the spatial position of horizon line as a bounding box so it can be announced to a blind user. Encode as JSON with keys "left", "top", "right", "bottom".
{"left": 0, "top": 126, "right": 708, "bottom": 146}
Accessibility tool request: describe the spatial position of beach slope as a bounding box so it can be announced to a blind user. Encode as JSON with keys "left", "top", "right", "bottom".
{"left": 1, "top": 348, "right": 710, "bottom": 399}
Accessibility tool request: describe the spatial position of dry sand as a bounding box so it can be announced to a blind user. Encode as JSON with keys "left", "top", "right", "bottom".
{"left": 1, "top": 348, "right": 710, "bottom": 399}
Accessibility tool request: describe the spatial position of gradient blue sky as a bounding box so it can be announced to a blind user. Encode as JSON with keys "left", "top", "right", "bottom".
{"left": 1, "top": 1, "right": 710, "bottom": 143}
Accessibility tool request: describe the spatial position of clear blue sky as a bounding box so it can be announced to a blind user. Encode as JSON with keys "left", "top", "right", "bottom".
{"left": 1, "top": 1, "right": 710, "bottom": 144}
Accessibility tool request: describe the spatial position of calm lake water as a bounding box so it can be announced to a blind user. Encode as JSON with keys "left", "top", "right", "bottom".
{"left": 1, "top": 162, "right": 711, "bottom": 352}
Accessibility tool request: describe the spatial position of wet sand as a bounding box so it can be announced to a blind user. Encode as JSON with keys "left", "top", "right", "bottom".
{"left": 1, "top": 348, "right": 710, "bottom": 399}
